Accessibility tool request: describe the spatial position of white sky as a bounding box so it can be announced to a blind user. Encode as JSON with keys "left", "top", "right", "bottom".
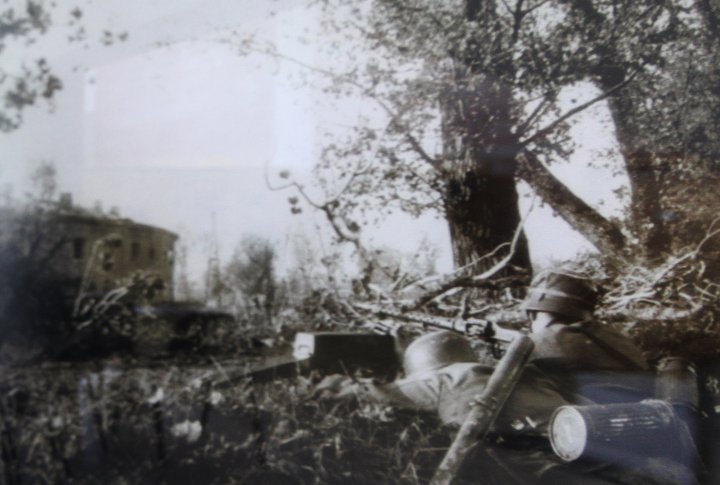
{"left": 1, "top": 0, "right": 628, "bottom": 284}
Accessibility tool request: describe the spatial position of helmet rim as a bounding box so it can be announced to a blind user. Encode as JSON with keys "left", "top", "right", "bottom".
{"left": 523, "top": 271, "right": 597, "bottom": 321}
{"left": 403, "top": 330, "right": 476, "bottom": 377}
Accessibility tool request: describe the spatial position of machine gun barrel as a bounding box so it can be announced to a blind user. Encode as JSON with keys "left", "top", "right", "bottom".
{"left": 354, "top": 303, "right": 520, "bottom": 344}
{"left": 216, "top": 305, "right": 521, "bottom": 387}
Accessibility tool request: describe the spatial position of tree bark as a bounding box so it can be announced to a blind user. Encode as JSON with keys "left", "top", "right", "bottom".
{"left": 517, "top": 152, "right": 626, "bottom": 257}
{"left": 562, "top": 0, "right": 673, "bottom": 257}
{"left": 443, "top": 164, "right": 530, "bottom": 271}
{"left": 439, "top": 68, "right": 531, "bottom": 272}
{"left": 594, "top": 65, "right": 670, "bottom": 258}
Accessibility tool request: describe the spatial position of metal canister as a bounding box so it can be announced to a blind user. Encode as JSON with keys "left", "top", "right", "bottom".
{"left": 549, "top": 400, "right": 679, "bottom": 463}
{"left": 655, "top": 357, "right": 699, "bottom": 411}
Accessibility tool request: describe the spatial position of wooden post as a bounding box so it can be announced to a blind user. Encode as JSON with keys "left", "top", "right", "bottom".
{"left": 430, "top": 335, "right": 534, "bottom": 485}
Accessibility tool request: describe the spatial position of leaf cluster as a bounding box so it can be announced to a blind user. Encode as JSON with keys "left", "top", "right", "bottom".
{"left": 286, "top": 0, "right": 720, "bottom": 269}
{"left": 1, "top": 1, "right": 129, "bottom": 131}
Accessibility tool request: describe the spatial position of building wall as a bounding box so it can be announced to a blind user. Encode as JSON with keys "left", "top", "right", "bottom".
{"left": 0, "top": 207, "right": 177, "bottom": 302}
{"left": 52, "top": 214, "right": 178, "bottom": 300}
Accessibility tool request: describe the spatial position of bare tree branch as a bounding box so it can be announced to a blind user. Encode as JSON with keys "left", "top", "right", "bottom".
{"left": 514, "top": 90, "right": 557, "bottom": 138}
{"left": 520, "top": 71, "right": 637, "bottom": 147}
{"left": 244, "top": 39, "right": 441, "bottom": 167}
{"left": 516, "top": 150, "right": 626, "bottom": 256}
{"left": 401, "top": 208, "right": 531, "bottom": 311}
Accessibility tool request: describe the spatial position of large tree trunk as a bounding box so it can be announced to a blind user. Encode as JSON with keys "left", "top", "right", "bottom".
{"left": 517, "top": 152, "right": 625, "bottom": 257}
{"left": 593, "top": 64, "right": 670, "bottom": 259}
{"left": 443, "top": 163, "right": 530, "bottom": 271}
{"left": 561, "top": 0, "right": 674, "bottom": 258}
{"left": 439, "top": 0, "right": 531, "bottom": 272}
{"left": 439, "top": 70, "right": 530, "bottom": 272}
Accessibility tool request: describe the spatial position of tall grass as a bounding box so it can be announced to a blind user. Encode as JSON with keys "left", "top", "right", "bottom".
{"left": 0, "top": 362, "right": 450, "bottom": 484}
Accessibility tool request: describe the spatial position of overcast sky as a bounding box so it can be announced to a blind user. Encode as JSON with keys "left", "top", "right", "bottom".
{"left": 1, "top": 0, "right": 627, "bottom": 284}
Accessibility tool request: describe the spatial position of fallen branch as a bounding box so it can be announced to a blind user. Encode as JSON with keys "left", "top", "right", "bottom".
{"left": 401, "top": 208, "right": 531, "bottom": 311}
{"left": 353, "top": 302, "right": 522, "bottom": 342}
{"left": 399, "top": 242, "right": 511, "bottom": 294}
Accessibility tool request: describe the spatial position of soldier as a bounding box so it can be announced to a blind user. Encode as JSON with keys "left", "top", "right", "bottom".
{"left": 522, "top": 271, "right": 652, "bottom": 405}
{"left": 318, "top": 271, "right": 651, "bottom": 422}
{"left": 514, "top": 271, "right": 661, "bottom": 483}
{"left": 316, "top": 270, "right": 660, "bottom": 483}
{"left": 316, "top": 330, "right": 567, "bottom": 433}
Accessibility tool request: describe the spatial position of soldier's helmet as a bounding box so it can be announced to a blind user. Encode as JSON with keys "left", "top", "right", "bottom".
{"left": 522, "top": 271, "right": 597, "bottom": 321}
{"left": 403, "top": 330, "right": 476, "bottom": 377}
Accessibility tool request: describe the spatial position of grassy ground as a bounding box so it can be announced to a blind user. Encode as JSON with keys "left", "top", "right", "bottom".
{"left": 0, "top": 358, "right": 451, "bottom": 485}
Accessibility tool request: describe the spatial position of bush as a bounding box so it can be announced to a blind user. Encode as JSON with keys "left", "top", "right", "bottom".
{"left": 0, "top": 363, "right": 450, "bottom": 484}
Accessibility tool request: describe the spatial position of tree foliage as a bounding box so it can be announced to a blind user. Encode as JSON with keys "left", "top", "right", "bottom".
{"left": 1, "top": 0, "right": 127, "bottom": 131}
{"left": 258, "top": 0, "right": 720, "bottom": 358}
{"left": 0, "top": 164, "right": 73, "bottom": 360}
{"left": 264, "top": 0, "right": 719, "bottom": 273}
{"left": 224, "top": 235, "right": 277, "bottom": 327}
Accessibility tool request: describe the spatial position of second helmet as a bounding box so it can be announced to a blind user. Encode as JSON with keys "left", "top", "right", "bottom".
{"left": 403, "top": 330, "right": 476, "bottom": 377}
{"left": 522, "top": 271, "right": 597, "bottom": 321}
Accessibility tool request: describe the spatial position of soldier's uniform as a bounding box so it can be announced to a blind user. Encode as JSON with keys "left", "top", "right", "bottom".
{"left": 341, "top": 338, "right": 568, "bottom": 434}
{"left": 524, "top": 272, "right": 652, "bottom": 407}
{"left": 317, "top": 271, "right": 663, "bottom": 484}
{"left": 317, "top": 334, "right": 653, "bottom": 483}
{"left": 530, "top": 320, "right": 652, "bottom": 405}
{"left": 502, "top": 272, "right": 658, "bottom": 484}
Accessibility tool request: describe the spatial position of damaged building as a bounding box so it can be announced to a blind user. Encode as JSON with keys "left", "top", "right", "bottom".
{"left": 0, "top": 193, "right": 178, "bottom": 303}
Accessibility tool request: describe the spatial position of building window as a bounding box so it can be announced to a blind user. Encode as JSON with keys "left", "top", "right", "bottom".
{"left": 148, "top": 247, "right": 156, "bottom": 261}
{"left": 101, "top": 251, "right": 114, "bottom": 272}
{"left": 73, "top": 238, "right": 85, "bottom": 259}
{"left": 131, "top": 242, "right": 140, "bottom": 261}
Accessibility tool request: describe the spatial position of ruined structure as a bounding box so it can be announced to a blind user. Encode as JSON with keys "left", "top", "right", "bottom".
{"left": 0, "top": 193, "right": 178, "bottom": 302}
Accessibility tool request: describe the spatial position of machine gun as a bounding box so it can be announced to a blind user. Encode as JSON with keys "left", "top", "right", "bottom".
{"left": 214, "top": 307, "right": 706, "bottom": 483}
{"left": 353, "top": 302, "right": 521, "bottom": 359}
{"left": 225, "top": 304, "right": 522, "bottom": 386}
